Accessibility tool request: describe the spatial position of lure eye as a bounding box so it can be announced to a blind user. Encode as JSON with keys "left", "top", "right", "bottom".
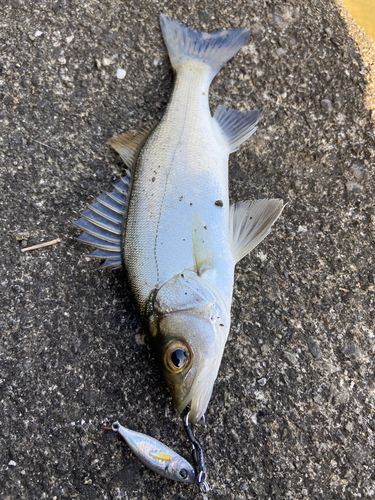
{"left": 179, "top": 468, "right": 188, "bottom": 479}
{"left": 163, "top": 341, "right": 192, "bottom": 374}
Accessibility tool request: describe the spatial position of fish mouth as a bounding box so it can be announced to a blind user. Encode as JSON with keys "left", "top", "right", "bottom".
{"left": 175, "top": 355, "right": 221, "bottom": 424}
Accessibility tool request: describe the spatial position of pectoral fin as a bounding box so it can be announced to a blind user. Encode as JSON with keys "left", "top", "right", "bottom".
{"left": 214, "top": 105, "right": 261, "bottom": 152}
{"left": 230, "top": 199, "right": 284, "bottom": 263}
{"left": 192, "top": 212, "right": 214, "bottom": 276}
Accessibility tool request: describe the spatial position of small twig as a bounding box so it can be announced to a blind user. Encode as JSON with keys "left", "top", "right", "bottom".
{"left": 21, "top": 238, "right": 62, "bottom": 252}
{"left": 29, "top": 137, "right": 61, "bottom": 152}
{"left": 338, "top": 287, "right": 350, "bottom": 293}
{"left": 100, "top": 426, "right": 112, "bottom": 442}
{"left": 322, "top": 314, "right": 333, "bottom": 328}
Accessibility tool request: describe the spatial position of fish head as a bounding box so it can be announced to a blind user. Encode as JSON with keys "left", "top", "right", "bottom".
{"left": 148, "top": 271, "right": 230, "bottom": 423}
{"left": 168, "top": 455, "right": 196, "bottom": 484}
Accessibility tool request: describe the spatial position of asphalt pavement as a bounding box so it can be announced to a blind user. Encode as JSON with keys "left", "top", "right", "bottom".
{"left": 1, "top": 0, "right": 374, "bottom": 499}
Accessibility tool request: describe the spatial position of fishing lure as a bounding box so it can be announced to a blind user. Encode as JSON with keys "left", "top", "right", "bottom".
{"left": 110, "top": 421, "right": 196, "bottom": 484}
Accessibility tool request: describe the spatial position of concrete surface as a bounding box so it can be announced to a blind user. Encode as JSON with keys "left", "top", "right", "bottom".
{"left": 1, "top": 0, "right": 374, "bottom": 499}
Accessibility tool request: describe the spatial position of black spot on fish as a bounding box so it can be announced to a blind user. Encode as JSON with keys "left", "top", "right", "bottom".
{"left": 215, "top": 200, "right": 223, "bottom": 207}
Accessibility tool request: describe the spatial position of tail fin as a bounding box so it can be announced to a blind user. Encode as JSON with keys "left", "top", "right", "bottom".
{"left": 160, "top": 14, "right": 249, "bottom": 77}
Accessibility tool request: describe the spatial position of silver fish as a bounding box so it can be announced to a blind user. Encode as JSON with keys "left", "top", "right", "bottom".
{"left": 111, "top": 421, "right": 196, "bottom": 484}
{"left": 74, "top": 15, "right": 283, "bottom": 424}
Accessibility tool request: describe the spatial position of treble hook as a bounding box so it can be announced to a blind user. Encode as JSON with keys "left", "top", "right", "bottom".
{"left": 184, "top": 413, "right": 210, "bottom": 493}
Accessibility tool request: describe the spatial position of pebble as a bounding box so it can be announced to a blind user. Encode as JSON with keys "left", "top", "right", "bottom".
{"left": 34, "top": 202, "right": 46, "bottom": 213}
{"left": 283, "top": 351, "right": 298, "bottom": 365}
{"left": 345, "top": 180, "right": 363, "bottom": 192}
{"left": 20, "top": 78, "right": 30, "bottom": 88}
{"left": 257, "top": 377, "right": 267, "bottom": 386}
{"left": 345, "top": 422, "right": 353, "bottom": 433}
{"left": 15, "top": 231, "right": 30, "bottom": 241}
{"left": 350, "top": 160, "right": 366, "bottom": 179}
{"left": 31, "top": 73, "right": 40, "bottom": 86}
{"left": 342, "top": 342, "right": 361, "bottom": 360}
{"left": 333, "top": 390, "right": 350, "bottom": 405}
{"left": 116, "top": 68, "right": 126, "bottom": 79}
{"left": 8, "top": 460, "right": 17, "bottom": 467}
{"left": 320, "top": 98, "right": 333, "bottom": 112}
{"left": 307, "top": 336, "right": 322, "bottom": 358}
{"left": 103, "top": 56, "right": 115, "bottom": 67}
{"left": 198, "top": 10, "right": 211, "bottom": 23}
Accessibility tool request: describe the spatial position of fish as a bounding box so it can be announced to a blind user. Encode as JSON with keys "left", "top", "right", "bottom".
{"left": 110, "top": 421, "right": 196, "bottom": 484}
{"left": 74, "top": 14, "right": 283, "bottom": 424}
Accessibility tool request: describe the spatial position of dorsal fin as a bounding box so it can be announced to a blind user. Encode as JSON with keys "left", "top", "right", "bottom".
{"left": 214, "top": 105, "right": 261, "bottom": 152}
{"left": 108, "top": 122, "right": 157, "bottom": 170}
{"left": 230, "top": 199, "right": 284, "bottom": 263}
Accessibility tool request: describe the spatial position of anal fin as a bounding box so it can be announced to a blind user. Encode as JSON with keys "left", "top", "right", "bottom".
{"left": 230, "top": 199, "right": 284, "bottom": 263}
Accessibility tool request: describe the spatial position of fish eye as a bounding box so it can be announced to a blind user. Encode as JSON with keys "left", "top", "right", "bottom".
{"left": 179, "top": 468, "right": 188, "bottom": 479}
{"left": 171, "top": 349, "right": 186, "bottom": 368}
{"left": 163, "top": 341, "right": 192, "bottom": 374}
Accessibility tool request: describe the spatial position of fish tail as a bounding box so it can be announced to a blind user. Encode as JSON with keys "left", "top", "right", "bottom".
{"left": 160, "top": 14, "right": 249, "bottom": 78}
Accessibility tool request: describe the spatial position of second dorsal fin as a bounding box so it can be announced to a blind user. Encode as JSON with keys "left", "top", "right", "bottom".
{"left": 214, "top": 105, "right": 261, "bottom": 152}
{"left": 108, "top": 122, "right": 157, "bottom": 170}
